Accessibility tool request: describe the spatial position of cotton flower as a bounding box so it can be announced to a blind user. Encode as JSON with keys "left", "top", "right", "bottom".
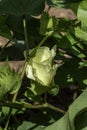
{"left": 26, "top": 46, "right": 58, "bottom": 87}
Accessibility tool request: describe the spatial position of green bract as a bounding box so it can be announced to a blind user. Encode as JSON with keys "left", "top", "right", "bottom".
{"left": 26, "top": 46, "right": 58, "bottom": 87}
{"left": 0, "top": 62, "right": 21, "bottom": 100}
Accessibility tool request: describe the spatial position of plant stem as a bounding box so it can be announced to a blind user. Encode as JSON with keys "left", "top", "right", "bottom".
{"left": 44, "top": 92, "right": 47, "bottom": 103}
{"left": 1, "top": 101, "right": 65, "bottom": 114}
{"left": 4, "top": 24, "right": 53, "bottom": 130}
{"left": 29, "top": 32, "right": 53, "bottom": 58}
{"left": 4, "top": 108, "right": 12, "bottom": 130}
{"left": 4, "top": 15, "right": 29, "bottom": 130}
{"left": 23, "top": 15, "right": 29, "bottom": 50}
{"left": 4, "top": 61, "right": 28, "bottom": 130}
{"left": 37, "top": 31, "right": 53, "bottom": 49}
{"left": 47, "top": 103, "right": 65, "bottom": 114}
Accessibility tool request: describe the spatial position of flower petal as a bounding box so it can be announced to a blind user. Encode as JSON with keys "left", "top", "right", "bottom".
{"left": 26, "top": 65, "right": 35, "bottom": 80}
{"left": 33, "top": 47, "right": 51, "bottom": 63}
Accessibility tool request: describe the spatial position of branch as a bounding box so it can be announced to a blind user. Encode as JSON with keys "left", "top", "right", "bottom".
{"left": 0, "top": 101, "right": 66, "bottom": 114}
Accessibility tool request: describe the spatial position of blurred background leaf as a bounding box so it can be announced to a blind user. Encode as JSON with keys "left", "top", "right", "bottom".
{"left": 0, "top": 0, "right": 45, "bottom": 16}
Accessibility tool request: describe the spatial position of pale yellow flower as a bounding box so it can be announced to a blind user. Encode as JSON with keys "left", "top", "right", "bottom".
{"left": 26, "top": 46, "right": 58, "bottom": 86}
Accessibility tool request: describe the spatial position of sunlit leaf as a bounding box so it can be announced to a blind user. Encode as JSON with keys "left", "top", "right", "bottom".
{"left": 75, "top": 27, "right": 87, "bottom": 42}
{"left": 77, "top": 0, "right": 87, "bottom": 29}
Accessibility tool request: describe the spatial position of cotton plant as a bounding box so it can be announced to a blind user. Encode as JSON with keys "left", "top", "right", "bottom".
{"left": 25, "top": 45, "right": 59, "bottom": 96}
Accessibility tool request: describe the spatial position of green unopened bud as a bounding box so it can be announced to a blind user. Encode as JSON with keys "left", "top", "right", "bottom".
{"left": 47, "top": 17, "right": 53, "bottom": 30}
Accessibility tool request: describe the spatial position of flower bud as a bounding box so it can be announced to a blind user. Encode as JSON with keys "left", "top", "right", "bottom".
{"left": 26, "top": 46, "right": 58, "bottom": 86}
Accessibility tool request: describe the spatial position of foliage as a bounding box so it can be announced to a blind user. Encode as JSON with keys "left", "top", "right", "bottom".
{"left": 0, "top": 61, "right": 21, "bottom": 100}
{"left": 44, "top": 89, "right": 87, "bottom": 130}
{"left": 0, "top": 0, "right": 87, "bottom": 130}
{"left": 0, "top": 0, "right": 45, "bottom": 16}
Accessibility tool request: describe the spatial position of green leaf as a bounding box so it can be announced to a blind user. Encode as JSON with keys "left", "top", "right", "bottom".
{"left": 0, "top": 127, "right": 3, "bottom": 130}
{"left": 44, "top": 89, "right": 87, "bottom": 130}
{"left": 75, "top": 111, "right": 87, "bottom": 130}
{"left": 18, "top": 121, "right": 44, "bottom": 130}
{"left": 0, "top": 24, "right": 12, "bottom": 39}
{"left": 17, "top": 109, "right": 62, "bottom": 130}
{"left": 0, "top": 0, "right": 45, "bottom": 16}
{"left": 0, "top": 15, "right": 8, "bottom": 24}
{"left": 1, "top": 106, "right": 18, "bottom": 116}
{"left": 79, "top": 61, "right": 87, "bottom": 67}
{"left": 75, "top": 27, "right": 87, "bottom": 42}
{"left": 77, "top": 0, "right": 87, "bottom": 29}
{"left": 48, "top": 0, "right": 66, "bottom": 8}
{"left": 55, "top": 58, "right": 87, "bottom": 88}
{"left": 0, "top": 61, "right": 21, "bottom": 100}
{"left": 48, "top": 84, "right": 59, "bottom": 96}
{"left": 73, "top": 0, "right": 87, "bottom": 43}
{"left": 17, "top": 121, "right": 45, "bottom": 130}
{"left": 0, "top": 15, "right": 12, "bottom": 39}
{"left": 40, "top": 12, "right": 57, "bottom": 35}
{"left": 26, "top": 81, "right": 49, "bottom": 96}
{"left": 49, "top": 0, "right": 82, "bottom": 8}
